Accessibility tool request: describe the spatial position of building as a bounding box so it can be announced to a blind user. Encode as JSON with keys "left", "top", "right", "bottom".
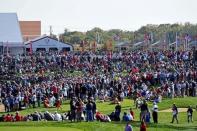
{"left": 25, "top": 36, "right": 73, "bottom": 52}
{"left": 115, "top": 42, "right": 131, "bottom": 51}
{"left": 0, "top": 13, "right": 72, "bottom": 55}
{"left": 19, "top": 21, "right": 41, "bottom": 41}
{"left": 0, "top": 13, "right": 24, "bottom": 55}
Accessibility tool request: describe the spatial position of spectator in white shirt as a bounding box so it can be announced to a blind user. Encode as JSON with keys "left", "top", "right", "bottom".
{"left": 152, "top": 102, "right": 158, "bottom": 123}
{"left": 54, "top": 111, "right": 62, "bottom": 121}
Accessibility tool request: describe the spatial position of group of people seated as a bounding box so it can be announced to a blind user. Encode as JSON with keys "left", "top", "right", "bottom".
{"left": 0, "top": 106, "right": 135, "bottom": 123}
{"left": 43, "top": 97, "right": 62, "bottom": 110}
{"left": 0, "top": 111, "right": 63, "bottom": 122}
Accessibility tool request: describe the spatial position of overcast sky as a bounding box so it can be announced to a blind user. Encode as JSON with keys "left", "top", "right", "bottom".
{"left": 0, "top": 0, "right": 197, "bottom": 35}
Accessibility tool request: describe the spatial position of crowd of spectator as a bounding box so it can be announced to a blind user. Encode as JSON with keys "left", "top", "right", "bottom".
{"left": 0, "top": 50, "right": 196, "bottom": 127}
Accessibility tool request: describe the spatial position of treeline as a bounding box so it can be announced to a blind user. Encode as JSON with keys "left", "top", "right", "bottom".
{"left": 58, "top": 22, "right": 197, "bottom": 45}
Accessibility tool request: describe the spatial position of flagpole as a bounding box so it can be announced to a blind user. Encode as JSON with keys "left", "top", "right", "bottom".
{"left": 186, "top": 36, "right": 188, "bottom": 51}
{"left": 183, "top": 37, "right": 185, "bottom": 51}
{"left": 185, "top": 34, "right": 187, "bottom": 51}
{"left": 30, "top": 41, "right": 33, "bottom": 55}
{"left": 7, "top": 41, "right": 9, "bottom": 56}
{"left": 175, "top": 32, "right": 178, "bottom": 52}
{"left": 184, "top": 35, "right": 186, "bottom": 51}
{"left": 82, "top": 40, "right": 84, "bottom": 53}
{"left": 186, "top": 35, "right": 189, "bottom": 51}
{"left": 2, "top": 42, "right": 4, "bottom": 55}
{"left": 150, "top": 32, "right": 152, "bottom": 52}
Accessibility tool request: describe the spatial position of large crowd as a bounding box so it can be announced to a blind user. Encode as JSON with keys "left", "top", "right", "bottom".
{"left": 0, "top": 50, "right": 196, "bottom": 130}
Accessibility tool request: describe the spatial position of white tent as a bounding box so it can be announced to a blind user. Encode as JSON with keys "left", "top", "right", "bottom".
{"left": 0, "top": 13, "right": 24, "bottom": 55}
{"left": 0, "top": 13, "right": 23, "bottom": 43}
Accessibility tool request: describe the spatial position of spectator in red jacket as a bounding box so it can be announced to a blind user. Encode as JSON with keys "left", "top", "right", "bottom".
{"left": 4, "top": 114, "right": 13, "bottom": 122}
{"left": 55, "top": 99, "right": 62, "bottom": 110}
{"left": 15, "top": 111, "right": 22, "bottom": 122}
{"left": 140, "top": 121, "right": 147, "bottom": 131}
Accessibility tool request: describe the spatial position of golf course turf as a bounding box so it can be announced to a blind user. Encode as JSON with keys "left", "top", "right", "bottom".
{"left": 0, "top": 97, "right": 196, "bottom": 131}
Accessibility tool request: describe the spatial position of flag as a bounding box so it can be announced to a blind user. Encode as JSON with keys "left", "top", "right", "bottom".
{"left": 144, "top": 33, "right": 153, "bottom": 43}
{"left": 93, "top": 41, "right": 97, "bottom": 52}
{"left": 185, "top": 33, "right": 191, "bottom": 42}
{"left": 144, "top": 33, "right": 149, "bottom": 42}
{"left": 113, "top": 34, "right": 120, "bottom": 41}
{"left": 184, "top": 33, "right": 191, "bottom": 50}
{"left": 80, "top": 40, "right": 85, "bottom": 52}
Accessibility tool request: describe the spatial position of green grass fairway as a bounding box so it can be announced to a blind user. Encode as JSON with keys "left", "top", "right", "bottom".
{"left": 0, "top": 127, "right": 82, "bottom": 131}
{"left": 0, "top": 97, "right": 197, "bottom": 131}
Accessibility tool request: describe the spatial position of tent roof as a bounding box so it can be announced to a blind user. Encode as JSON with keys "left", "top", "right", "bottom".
{"left": 115, "top": 41, "right": 130, "bottom": 47}
{"left": 25, "top": 35, "right": 74, "bottom": 48}
{"left": 151, "top": 41, "right": 160, "bottom": 46}
{"left": 133, "top": 41, "right": 144, "bottom": 46}
{"left": 0, "top": 13, "right": 23, "bottom": 43}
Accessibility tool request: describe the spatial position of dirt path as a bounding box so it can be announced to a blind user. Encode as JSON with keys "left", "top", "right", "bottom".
{"left": 159, "top": 108, "right": 187, "bottom": 112}
{"left": 0, "top": 104, "right": 4, "bottom": 112}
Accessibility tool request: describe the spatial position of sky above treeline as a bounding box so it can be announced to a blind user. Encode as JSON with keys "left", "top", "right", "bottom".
{"left": 0, "top": 0, "right": 197, "bottom": 35}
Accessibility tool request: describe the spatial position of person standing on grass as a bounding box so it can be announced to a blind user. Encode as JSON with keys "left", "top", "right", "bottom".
{"left": 171, "top": 103, "right": 178, "bottom": 124}
{"left": 70, "top": 98, "right": 76, "bottom": 122}
{"left": 36, "top": 90, "right": 42, "bottom": 107}
{"left": 91, "top": 99, "right": 97, "bottom": 120}
{"left": 125, "top": 122, "right": 133, "bottom": 131}
{"left": 86, "top": 100, "right": 93, "bottom": 122}
{"left": 76, "top": 98, "right": 84, "bottom": 122}
{"left": 187, "top": 106, "right": 193, "bottom": 123}
{"left": 152, "top": 102, "right": 158, "bottom": 123}
{"left": 115, "top": 102, "right": 121, "bottom": 121}
{"left": 56, "top": 98, "right": 62, "bottom": 110}
{"left": 32, "top": 93, "right": 37, "bottom": 108}
{"left": 3, "top": 97, "right": 10, "bottom": 112}
{"left": 140, "top": 100, "right": 148, "bottom": 122}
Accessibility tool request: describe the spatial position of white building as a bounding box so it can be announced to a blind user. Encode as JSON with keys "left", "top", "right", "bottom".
{"left": 0, "top": 13, "right": 24, "bottom": 55}
{"left": 25, "top": 36, "right": 73, "bottom": 52}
